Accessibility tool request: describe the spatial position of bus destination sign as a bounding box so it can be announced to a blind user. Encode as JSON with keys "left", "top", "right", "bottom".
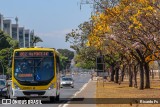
{"left": 15, "top": 51, "right": 53, "bottom": 57}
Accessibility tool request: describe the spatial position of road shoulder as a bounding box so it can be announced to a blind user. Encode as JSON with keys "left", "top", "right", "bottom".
{"left": 61, "top": 79, "right": 96, "bottom": 107}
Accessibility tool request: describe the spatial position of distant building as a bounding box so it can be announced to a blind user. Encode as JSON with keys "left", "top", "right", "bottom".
{"left": 3, "top": 19, "right": 12, "bottom": 36}
{"left": 12, "top": 24, "right": 19, "bottom": 41}
{"left": 19, "top": 27, "right": 25, "bottom": 47}
{"left": 30, "top": 30, "right": 34, "bottom": 47}
{"left": 0, "top": 14, "right": 3, "bottom": 31}
{"left": 0, "top": 13, "right": 36, "bottom": 48}
{"left": 24, "top": 29, "right": 30, "bottom": 47}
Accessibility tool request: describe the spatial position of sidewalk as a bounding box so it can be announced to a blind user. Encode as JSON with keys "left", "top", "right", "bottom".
{"left": 65, "top": 79, "right": 96, "bottom": 107}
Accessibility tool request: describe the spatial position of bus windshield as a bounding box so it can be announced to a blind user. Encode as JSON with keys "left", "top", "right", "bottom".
{"left": 14, "top": 57, "right": 54, "bottom": 85}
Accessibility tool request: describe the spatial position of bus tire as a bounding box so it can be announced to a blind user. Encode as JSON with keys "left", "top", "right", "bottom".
{"left": 55, "top": 94, "right": 60, "bottom": 101}
{"left": 50, "top": 96, "right": 55, "bottom": 103}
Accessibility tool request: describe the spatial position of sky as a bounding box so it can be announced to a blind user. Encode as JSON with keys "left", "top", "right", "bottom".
{"left": 0, "top": 0, "right": 92, "bottom": 50}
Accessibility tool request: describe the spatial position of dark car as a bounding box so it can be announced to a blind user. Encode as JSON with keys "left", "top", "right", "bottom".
{"left": 0, "top": 79, "right": 10, "bottom": 98}
{"left": 60, "top": 77, "right": 74, "bottom": 88}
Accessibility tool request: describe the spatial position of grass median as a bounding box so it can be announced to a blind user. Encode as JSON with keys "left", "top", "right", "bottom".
{"left": 96, "top": 76, "right": 160, "bottom": 107}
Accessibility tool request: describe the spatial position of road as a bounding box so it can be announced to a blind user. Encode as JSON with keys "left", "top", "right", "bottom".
{"left": 0, "top": 73, "right": 91, "bottom": 107}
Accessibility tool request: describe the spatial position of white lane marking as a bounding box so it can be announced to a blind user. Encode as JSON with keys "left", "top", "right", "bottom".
{"left": 73, "top": 79, "right": 91, "bottom": 97}
{"left": 58, "top": 103, "right": 68, "bottom": 107}
{"left": 58, "top": 79, "right": 91, "bottom": 107}
{"left": 58, "top": 104, "right": 63, "bottom": 107}
{"left": 62, "top": 104, "right": 68, "bottom": 107}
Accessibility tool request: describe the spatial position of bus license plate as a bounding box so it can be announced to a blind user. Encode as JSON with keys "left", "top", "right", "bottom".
{"left": 30, "top": 94, "right": 38, "bottom": 96}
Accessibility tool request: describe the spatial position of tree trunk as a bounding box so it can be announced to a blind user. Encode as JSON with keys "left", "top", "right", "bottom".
{"left": 110, "top": 65, "right": 115, "bottom": 81}
{"left": 144, "top": 62, "right": 150, "bottom": 89}
{"left": 121, "top": 65, "right": 125, "bottom": 82}
{"left": 158, "top": 61, "right": 160, "bottom": 79}
{"left": 159, "top": 70, "right": 160, "bottom": 79}
{"left": 115, "top": 67, "right": 119, "bottom": 83}
{"left": 139, "top": 62, "right": 144, "bottom": 90}
{"left": 129, "top": 65, "right": 133, "bottom": 87}
{"left": 133, "top": 65, "right": 137, "bottom": 88}
{"left": 151, "top": 68, "right": 154, "bottom": 79}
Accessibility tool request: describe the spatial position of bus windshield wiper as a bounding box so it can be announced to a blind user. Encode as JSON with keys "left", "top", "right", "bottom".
{"left": 36, "top": 57, "right": 44, "bottom": 67}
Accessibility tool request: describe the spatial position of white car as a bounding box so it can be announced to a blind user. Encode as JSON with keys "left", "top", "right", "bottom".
{"left": 60, "top": 77, "right": 74, "bottom": 88}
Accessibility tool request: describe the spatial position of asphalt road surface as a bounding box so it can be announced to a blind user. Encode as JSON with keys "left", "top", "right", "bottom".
{"left": 0, "top": 73, "right": 91, "bottom": 107}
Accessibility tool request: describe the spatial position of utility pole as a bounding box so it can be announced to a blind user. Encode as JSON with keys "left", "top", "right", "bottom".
{"left": 80, "top": 0, "right": 96, "bottom": 14}
{"left": 80, "top": 0, "right": 106, "bottom": 14}
{"left": 80, "top": 0, "right": 120, "bottom": 13}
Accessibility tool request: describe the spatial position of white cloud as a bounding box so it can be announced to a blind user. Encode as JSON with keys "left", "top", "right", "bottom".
{"left": 36, "top": 29, "right": 72, "bottom": 38}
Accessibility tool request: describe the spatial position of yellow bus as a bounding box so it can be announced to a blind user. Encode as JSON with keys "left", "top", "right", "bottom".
{"left": 11, "top": 47, "right": 60, "bottom": 102}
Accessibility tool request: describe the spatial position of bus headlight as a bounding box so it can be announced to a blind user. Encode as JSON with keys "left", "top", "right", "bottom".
{"left": 48, "top": 84, "right": 54, "bottom": 90}
{"left": 14, "top": 83, "right": 20, "bottom": 90}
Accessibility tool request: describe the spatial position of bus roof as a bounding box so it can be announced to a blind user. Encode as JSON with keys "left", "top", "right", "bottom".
{"left": 14, "top": 47, "right": 59, "bottom": 54}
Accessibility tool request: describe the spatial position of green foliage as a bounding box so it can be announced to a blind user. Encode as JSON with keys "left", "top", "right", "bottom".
{"left": 32, "top": 35, "right": 43, "bottom": 46}
{"left": 74, "top": 46, "right": 97, "bottom": 69}
{"left": 75, "top": 60, "right": 95, "bottom": 69}
{"left": 59, "top": 54, "right": 68, "bottom": 71}
{"left": 66, "top": 21, "right": 92, "bottom": 53}
{"left": 57, "top": 49, "right": 74, "bottom": 60}
{"left": 0, "top": 30, "right": 19, "bottom": 75}
{"left": 66, "top": 22, "right": 98, "bottom": 69}
{"left": 57, "top": 49, "right": 74, "bottom": 70}
{"left": 78, "top": 46, "right": 97, "bottom": 61}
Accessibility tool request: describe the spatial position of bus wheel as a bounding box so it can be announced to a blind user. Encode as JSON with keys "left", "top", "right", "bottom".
{"left": 50, "top": 96, "right": 55, "bottom": 103}
{"left": 55, "top": 94, "right": 60, "bottom": 101}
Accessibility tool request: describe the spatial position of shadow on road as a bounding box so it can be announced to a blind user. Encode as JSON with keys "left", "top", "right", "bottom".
{"left": 0, "top": 98, "right": 85, "bottom": 104}
{"left": 42, "top": 98, "right": 85, "bottom": 104}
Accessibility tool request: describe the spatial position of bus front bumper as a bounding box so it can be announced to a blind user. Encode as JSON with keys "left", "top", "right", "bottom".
{"left": 12, "top": 88, "right": 58, "bottom": 97}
